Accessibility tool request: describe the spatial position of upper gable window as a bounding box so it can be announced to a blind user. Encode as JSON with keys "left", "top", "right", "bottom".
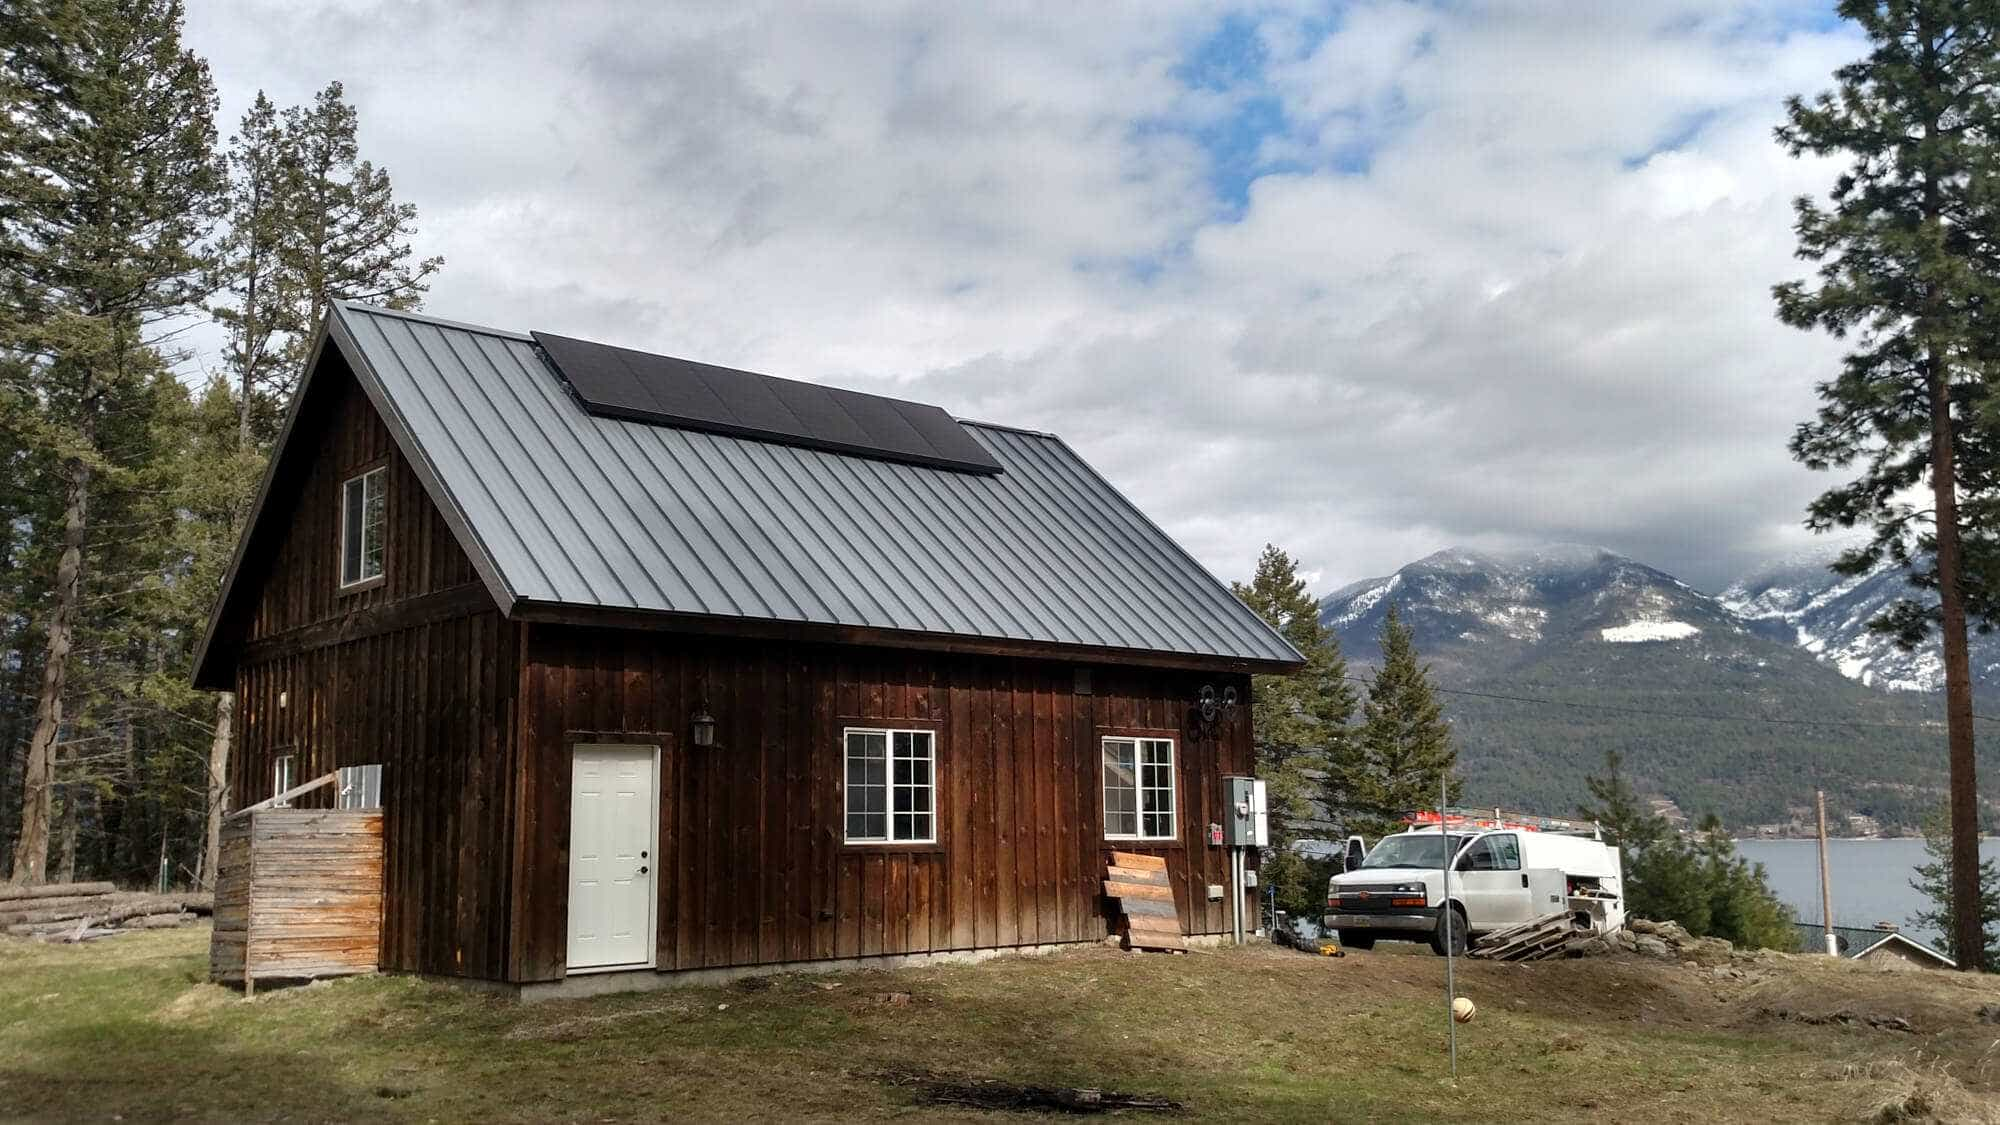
{"left": 340, "top": 467, "right": 386, "bottom": 589}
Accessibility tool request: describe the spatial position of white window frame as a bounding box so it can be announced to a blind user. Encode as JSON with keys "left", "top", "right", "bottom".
{"left": 843, "top": 727, "right": 937, "bottom": 845}
{"left": 271, "top": 753, "right": 296, "bottom": 807}
{"left": 1102, "top": 736, "right": 1176, "bottom": 841}
{"left": 339, "top": 466, "right": 387, "bottom": 590}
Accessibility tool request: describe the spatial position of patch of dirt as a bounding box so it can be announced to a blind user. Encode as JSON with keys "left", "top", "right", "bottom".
{"left": 868, "top": 1066, "right": 1183, "bottom": 1115}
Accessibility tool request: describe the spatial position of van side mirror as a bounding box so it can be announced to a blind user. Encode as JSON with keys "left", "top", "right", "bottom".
{"left": 1343, "top": 835, "right": 1367, "bottom": 873}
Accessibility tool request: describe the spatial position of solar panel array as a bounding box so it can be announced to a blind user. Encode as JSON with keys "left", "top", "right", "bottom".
{"left": 531, "top": 331, "right": 1003, "bottom": 475}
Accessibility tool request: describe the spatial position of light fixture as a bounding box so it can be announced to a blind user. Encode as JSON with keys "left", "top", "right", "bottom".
{"left": 691, "top": 705, "right": 716, "bottom": 748}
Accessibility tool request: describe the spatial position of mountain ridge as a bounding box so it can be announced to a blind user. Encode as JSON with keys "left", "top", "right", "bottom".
{"left": 1316, "top": 543, "right": 1975, "bottom": 834}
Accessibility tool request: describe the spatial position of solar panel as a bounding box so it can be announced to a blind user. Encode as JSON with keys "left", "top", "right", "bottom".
{"left": 531, "top": 331, "right": 1003, "bottom": 475}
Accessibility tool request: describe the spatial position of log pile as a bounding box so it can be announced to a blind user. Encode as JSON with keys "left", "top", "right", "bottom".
{"left": 0, "top": 882, "right": 213, "bottom": 942}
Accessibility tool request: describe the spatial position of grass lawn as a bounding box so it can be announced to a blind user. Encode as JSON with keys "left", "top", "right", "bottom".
{"left": 3, "top": 926, "right": 1997, "bottom": 1122}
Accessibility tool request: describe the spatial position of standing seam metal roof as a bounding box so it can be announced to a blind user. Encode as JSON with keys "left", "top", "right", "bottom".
{"left": 331, "top": 302, "right": 1301, "bottom": 667}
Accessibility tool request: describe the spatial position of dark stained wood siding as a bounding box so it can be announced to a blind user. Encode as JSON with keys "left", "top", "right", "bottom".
{"left": 229, "top": 364, "right": 518, "bottom": 980}
{"left": 510, "top": 625, "right": 1254, "bottom": 982}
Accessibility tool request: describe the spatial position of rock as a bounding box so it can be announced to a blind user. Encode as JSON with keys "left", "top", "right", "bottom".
{"left": 1683, "top": 936, "right": 1734, "bottom": 967}
{"left": 1655, "top": 921, "right": 1693, "bottom": 946}
{"left": 1566, "top": 936, "right": 1612, "bottom": 958}
{"left": 1629, "top": 918, "right": 1661, "bottom": 935}
{"left": 1633, "top": 935, "right": 1673, "bottom": 960}
{"left": 1978, "top": 1004, "right": 2000, "bottom": 1025}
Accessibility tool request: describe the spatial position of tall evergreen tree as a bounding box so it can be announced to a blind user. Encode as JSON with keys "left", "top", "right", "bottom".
{"left": 277, "top": 81, "right": 440, "bottom": 379}
{"left": 0, "top": 0, "right": 223, "bottom": 884}
{"left": 1775, "top": 0, "right": 2000, "bottom": 969}
{"left": 212, "top": 92, "right": 296, "bottom": 448}
{"left": 1232, "top": 545, "right": 1358, "bottom": 918}
{"left": 1350, "top": 605, "right": 1457, "bottom": 836}
{"left": 1909, "top": 802, "right": 2000, "bottom": 967}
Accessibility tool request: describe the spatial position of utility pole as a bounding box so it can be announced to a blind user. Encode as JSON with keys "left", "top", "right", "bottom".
{"left": 1440, "top": 775, "right": 1456, "bottom": 1083}
{"left": 1816, "top": 790, "right": 1835, "bottom": 956}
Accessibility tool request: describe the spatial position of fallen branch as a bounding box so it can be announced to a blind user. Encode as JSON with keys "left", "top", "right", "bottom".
{"left": 0, "top": 882, "right": 115, "bottom": 904}
{"left": 3, "top": 893, "right": 211, "bottom": 934}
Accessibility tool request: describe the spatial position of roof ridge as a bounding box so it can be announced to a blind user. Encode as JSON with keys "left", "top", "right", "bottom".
{"left": 955, "top": 418, "right": 1059, "bottom": 439}
{"left": 334, "top": 300, "right": 535, "bottom": 343}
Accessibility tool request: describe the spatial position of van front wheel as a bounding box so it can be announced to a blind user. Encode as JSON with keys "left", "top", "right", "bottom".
{"left": 1430, "top": 905, "right": 1468, "bottom": 957}
{"left": 1337, "top": 931, "right": 1375, "bottom": 951}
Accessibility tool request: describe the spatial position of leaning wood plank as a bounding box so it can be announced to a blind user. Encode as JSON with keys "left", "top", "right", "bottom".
{"left": 1109, "top": 851, "right": 1167, "bottom": 871}
{"left": 0, "top": 881, "right": 114, "bottom": 904}
{"left": 1119, "top": 897, "right": 1178, "bottom": 919}
{"left": 1102, "top": 880, "right": 1174, "bottom": 902}
{"left": 226, "top": 772, "right": 340, "bottom": 821}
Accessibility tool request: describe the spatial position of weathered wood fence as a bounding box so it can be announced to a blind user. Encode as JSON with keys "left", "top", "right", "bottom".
{"left": 209, "top": 804, "right": 384, "bottom": 995}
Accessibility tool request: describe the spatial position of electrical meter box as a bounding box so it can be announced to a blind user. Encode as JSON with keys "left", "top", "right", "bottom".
{"left": 1223, "top": 776, "right": 1267, "bottom": 846}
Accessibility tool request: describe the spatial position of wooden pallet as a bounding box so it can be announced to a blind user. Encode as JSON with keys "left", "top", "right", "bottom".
{"left": 1467, "top": 911, "right": 1576, "bottom": 962}
{"left": 1103, "top": 851, "right": 1186, "bottom": 951}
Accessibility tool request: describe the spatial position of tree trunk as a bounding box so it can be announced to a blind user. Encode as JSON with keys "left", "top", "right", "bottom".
{"left": 199, "top": 692, "right": 233, "bottom": 890}
{"left": 1927, "top": 363, "right": 1983, "bottom": 971}
{"left": 55, "top": 785, "right": 78, "bottom": 886}
{"left": 9, "top": 445, "right": 92, "bottom": 887}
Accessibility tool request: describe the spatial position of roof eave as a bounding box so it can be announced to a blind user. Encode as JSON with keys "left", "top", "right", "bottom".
{"left": 508, "top": 599, "right": 1304, "bottom": 676}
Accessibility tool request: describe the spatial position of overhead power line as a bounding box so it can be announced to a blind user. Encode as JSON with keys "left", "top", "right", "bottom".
{"left": 1344, "top": 672, "right": 2000, "bottom": 731}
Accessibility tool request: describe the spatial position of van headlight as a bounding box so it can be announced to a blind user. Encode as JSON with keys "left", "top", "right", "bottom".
{"left": 1393, "top": 883, "right": 1424, "bottom": 893}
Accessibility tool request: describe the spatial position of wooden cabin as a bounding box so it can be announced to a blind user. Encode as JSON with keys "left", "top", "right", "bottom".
{"left": 193, "top": 302, "right": 1302, "bottom": 995}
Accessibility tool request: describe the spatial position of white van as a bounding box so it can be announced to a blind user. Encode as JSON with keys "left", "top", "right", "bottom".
{"left": 1322, "top": 825, "right": 1624, "bottom": 954}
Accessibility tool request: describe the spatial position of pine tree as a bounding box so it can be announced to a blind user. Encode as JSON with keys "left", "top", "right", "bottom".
{"left": 1909, "top": 803, "right": 2000, "bottom": 967}
{"left": 0, "top": 0, "right": 223, "bottom": 884}
{"left": 212, "top": 92, "right": 298, "bottom": 448}
{"left": 1578, "top": 755, "right": 1796, "bottom": 949}
{"left": 277, "top": 81, "right": 441, "bottom": 378}
{"left": 1775, "top": 0, "right": 2000, "bottom": 970}
{"left": 1696, "top": 815, "right": 1798, "bottom": 951}
{"left": 1350, "top": 605, "right": 1457, "bottom": 837}
{"left": 1232, "top": 545, "right": 1358, "bottom": 918}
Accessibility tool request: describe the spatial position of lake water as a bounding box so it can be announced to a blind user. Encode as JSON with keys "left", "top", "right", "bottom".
{"left": 1733, "top": 838, "right": 2000, "bottom": 946}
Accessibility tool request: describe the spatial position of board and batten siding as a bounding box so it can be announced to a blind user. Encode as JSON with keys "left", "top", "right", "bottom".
{"left": 228, "top": 357, "right": 520, "bottom": 980}
{"left": 509, "top": 624, "right": 1254, "bottom": 982}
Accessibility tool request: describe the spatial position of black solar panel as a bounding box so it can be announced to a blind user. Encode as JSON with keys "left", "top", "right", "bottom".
{"left": 531, "top": 331, "right": 1003, "bottom": 475}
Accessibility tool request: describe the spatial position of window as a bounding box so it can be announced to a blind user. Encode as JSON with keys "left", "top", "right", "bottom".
{"left": 1103, "top": 737, "right": 1175, "bottom": 840}
{"left": 844, "top": 728, "right": 935, "bottom": 843}
{"left": 340, "top": 467, "right": 386, "bottom": 588}
{"left": 271, "top": 753, "right": 295, "bottom": 806}
{"left": 1456, "top": 834, "right": 1521, "bottom": 872}
{"left": 336, "top": 764, "right": 383, "bottom": 810}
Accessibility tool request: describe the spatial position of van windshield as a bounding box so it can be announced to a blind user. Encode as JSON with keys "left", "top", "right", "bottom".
{"left": 1358, "top": 834, "right": 1465, "bottom": 870}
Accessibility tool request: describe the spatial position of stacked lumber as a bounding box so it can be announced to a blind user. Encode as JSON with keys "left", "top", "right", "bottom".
{"left": 0, "top": 882, "right": 212, "bottom": 941}
{"left": 1102, "top": 851, "right": 1186, "bottom": 952}
{"left": 1467, "top": 911, "right": 1579, "bottom": 962}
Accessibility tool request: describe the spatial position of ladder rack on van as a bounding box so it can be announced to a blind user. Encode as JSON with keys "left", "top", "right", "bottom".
{"left": 1407, "top": 806, "right": 1601, "bottom": 839}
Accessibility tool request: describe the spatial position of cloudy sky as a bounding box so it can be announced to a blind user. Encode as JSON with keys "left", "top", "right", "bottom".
{"left": 185, "top": 0, "right": 1866, "bottom": 595}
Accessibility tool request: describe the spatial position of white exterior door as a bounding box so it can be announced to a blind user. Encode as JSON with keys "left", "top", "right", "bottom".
{"left": 567, "top": 744, "right": 658, "bottom": 971}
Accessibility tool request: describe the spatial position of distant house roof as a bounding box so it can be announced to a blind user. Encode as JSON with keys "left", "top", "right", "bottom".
{"left": 194, "top": 303, "right": 1302, "bottom": 685}
{"left": 1794, "top": 922, "right": 1955, "bottom": 968}
{"left": 1853, "top": 930, "right": 1954, "bottom": 968}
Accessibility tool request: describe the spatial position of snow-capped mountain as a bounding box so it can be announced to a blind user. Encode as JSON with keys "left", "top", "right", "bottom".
{"left": 1322, "top": 544, "right": 1747, "bottom": 674}
{"left": 1718, "top": 547, "right": 1999, "bottom": 694}
{"left": 1316, "top": 544, "right": 1962, "bottom": 833}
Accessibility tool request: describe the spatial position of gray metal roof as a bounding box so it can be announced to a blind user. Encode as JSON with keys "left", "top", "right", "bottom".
{"left": 318, "top": 301, "right": 1299, "bottom": 668}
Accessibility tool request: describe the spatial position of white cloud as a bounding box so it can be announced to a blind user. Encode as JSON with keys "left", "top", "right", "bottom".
{"left": 183, "top": 0, "right": 1872, "bottom": 594}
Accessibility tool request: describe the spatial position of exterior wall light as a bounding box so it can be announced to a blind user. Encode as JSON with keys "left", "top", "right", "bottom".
{"left": 691, "top": 706, "right": 716, "bottom": 748}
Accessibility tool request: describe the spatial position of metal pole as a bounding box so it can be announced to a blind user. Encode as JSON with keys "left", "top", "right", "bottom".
{"left": 1441, "top": 775, "right": 1457, "bottom": 1082}
{"left": 1816, "top": 789, "right": 1837, "bottom": 956}
{"left": 1228, "top": 846, "right": 1240, "bottom": 946}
